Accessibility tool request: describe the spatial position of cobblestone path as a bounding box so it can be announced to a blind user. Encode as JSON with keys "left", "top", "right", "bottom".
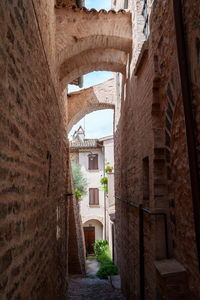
{"left": 67, "top": 276, "right": 126, "bottom": 299}
{"left": 67, "top": 258, "right": 126, "bottom": 299}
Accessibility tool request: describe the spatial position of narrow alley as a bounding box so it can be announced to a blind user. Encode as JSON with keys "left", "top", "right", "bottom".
{"left": 67, "top": 258, "right": 125, "bottom": 299}
{"left": 0, "top": 0, "right": 200, "bottom": 299}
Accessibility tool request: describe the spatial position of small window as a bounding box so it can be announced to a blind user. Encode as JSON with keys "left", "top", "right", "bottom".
{"left": 89, "top": 188, "right": 99, "bottom": 206}
{"left": 142, "top": 0, "right": 149, "bottom": 40}
{"left": 124, "top": 0, "right": 128, "bottom": 9}
{"left": 88, "top": 154, "right": 98, "bottom": 170}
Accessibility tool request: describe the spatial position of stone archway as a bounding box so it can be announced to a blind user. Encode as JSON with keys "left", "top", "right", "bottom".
{"left": 59, "top": 49, "right": 126, "bottom": 90}
{"left": 54, "top": 5, "right": 132, "bottom": 91}
{"left": 82, "top": 216, "right": 104, "bottom": 225}
{"left": 55, "top": 5, "right": 132, "bottom": 66}
{"left": 83, "top": 218, "right": 104, "bottom": 254}
{"left": 67, "top": 78, "right": 115, "bottom": 132}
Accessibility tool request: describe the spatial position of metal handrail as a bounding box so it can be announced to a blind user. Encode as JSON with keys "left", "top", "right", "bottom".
{"left": 115, "top": 195, "right": 169, "bottom": 258}
{"left": 115, "top": 195, "right": 169, "bottom": 300}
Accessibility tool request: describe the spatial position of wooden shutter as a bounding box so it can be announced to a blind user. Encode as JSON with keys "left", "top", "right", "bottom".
{"left": 88, "top": 154, "right": 98, "bottom": 170}
{"left": 89, "top": 188, "right": 93, "bottom": 205}
{"left": 94, "top": 155, "right": 98, "bottom": 169}
{"left": 88, "top": 156, "right": 92, "bottom": 170}
{"left": 94, "top": 188, "right": 99, "bottom": 205}
{"left": 89, "top": 188, "right": 99, "bottom": 205}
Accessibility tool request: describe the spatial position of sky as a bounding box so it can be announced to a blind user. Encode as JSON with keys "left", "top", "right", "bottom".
{"left": 68, "top": 0, "right": 113, "bottom": 140}
{"left": 85, "top": 0, "right": 111, "bottom": 10}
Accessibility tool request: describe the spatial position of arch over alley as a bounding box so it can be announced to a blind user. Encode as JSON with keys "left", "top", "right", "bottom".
{"left": 55, "top": 5, "right": 132, "bottom": 90}
{"left": 60, "top": 49, "right": 126, "bottom": 90}
{"left": 67, "top": 78, "right": 115, "bottom": 132}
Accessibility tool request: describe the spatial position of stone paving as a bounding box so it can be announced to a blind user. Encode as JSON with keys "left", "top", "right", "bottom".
{"left": 67, "top": 258, "right": 126, "bottom": 299}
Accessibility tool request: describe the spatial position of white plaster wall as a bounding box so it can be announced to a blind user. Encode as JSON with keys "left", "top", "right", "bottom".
{"left": 103, "top": 138, "right": 114, "bottom": 167}
{"left": 108, "top": 173, "right": 115, "bottom": 208}
{"left": 83, "top": 219, "right": 103, "bottom": 241}
{"left": 79, "top": 149, "right": 105, "bottom": 227}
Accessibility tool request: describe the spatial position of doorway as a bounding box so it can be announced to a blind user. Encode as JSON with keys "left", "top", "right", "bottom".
{"left": 84, "top": 226, "right": 95, "bottom": 254}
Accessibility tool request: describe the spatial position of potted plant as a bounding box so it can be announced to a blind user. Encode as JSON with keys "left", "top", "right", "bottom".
{"left": 100, "top": 176, "right": 108, "bottom": 193}
{"left": 105, "top": 162, "right": 114, "bottom": 174}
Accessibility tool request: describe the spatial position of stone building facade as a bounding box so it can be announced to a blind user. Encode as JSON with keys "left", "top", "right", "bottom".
{"left": 70, "top": 127, "right": 115, "bottom": 255}
{"left": 70, "top": 127, "right": 105, "bottom": 253}
{"left": 0, "top": 0, "right": 200, "bottom": 299}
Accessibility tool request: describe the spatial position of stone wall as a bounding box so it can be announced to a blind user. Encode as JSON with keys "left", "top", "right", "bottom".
{"left": 0, "top": 1, "right": 84, "bottom": 299}
{"left": 114, "top": 0, "right": 200, "bottom": 299}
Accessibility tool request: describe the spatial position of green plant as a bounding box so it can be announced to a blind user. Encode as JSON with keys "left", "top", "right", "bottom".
{"left": 105, "top": 162, "right": 114, "bottom": 174}
{"left": 97, "top": 263, "right": 118, "bottom": 279}
{"left": 97, "top": 251, "right": 112, "bottom": 264}
{"left": 71, "top": 162, "right": 87, "bottom": 200}
{"left": 94, "top": 239, "right": 118, "bottom": 279}
{"left": 100, "top": 177, "right": 108, "bottom": 185}
{"left": 75, "top": 188, "right": 82, "bottom": 201}
{"left": 100, "top": 177, "right": 108, "bottom": 193}
{"left": 94, "top": 240, "right": 108, "bottom": 257}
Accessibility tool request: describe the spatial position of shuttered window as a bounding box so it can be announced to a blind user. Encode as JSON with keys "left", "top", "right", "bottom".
{"left": 89, "top": 188, "right": 99, "bottom": 205}
{"left": 88, "top": 154, "right": 98, "bottom": 170}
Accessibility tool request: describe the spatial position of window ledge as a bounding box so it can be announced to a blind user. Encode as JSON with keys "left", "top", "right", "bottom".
{"left": 89, "top": 205, "right": 100, "bottom": 208}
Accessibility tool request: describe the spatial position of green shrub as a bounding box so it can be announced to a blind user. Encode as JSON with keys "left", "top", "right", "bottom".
{"left": 96, "top": 246, "right": 112, "bottom": 264}
{"left": 94, "top": 240, "right": 108, "bottom": 257}
{"left": 97, "top": 263, "right": 118, "bottom": 279}
{"left": 97, "top": 252, "right": 112, "bottom": 264}
{"left": 71, "top": 162, "right": 87, "bottom": 200}
{"left": 75, "top": 188, "right": 82, "bottom": 201}
{"left": 94, "top": 239, "right": 118, "bottom": 279}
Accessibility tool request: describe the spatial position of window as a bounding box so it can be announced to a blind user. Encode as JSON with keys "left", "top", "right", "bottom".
{"left": 88, "top": 154, "right": 98, "bottom": 170}
{"left": 124, "top": 0, "right": 128, "bottom": 9}
{"left": 142, "top": 0, "right": 149, "bottom": 40}
{"left": 89, "top": 188, "right": 99, "bottom": 206}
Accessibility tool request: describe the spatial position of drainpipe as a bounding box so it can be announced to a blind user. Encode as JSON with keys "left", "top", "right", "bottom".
{"left": 173, "top": 0, "right": 200, "bottom": 269}
{"left": 102, "top": 145, "right": 107, "bottom": 241}
{"left": 96, "top": 142, "right": 106, "bottom": 240}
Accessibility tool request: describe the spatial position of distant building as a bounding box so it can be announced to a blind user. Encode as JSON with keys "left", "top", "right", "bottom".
{"left": 70, "top": 126, "right": 115, "bottom": 256}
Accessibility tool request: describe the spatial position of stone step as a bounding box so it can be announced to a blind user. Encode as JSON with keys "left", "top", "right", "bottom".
{"left": 154, "top": 259, "right": 191, "bottom": 300}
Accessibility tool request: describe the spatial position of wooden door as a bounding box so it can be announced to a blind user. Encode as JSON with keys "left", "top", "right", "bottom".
{"left": 84, "top": 227, "right": 95, "bottom": 255}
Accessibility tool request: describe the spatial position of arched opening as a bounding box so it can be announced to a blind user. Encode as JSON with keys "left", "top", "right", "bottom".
{"left": 67, "top": 76, "right": 115, "bottom": 133}
{"left": 69, "top": 72, "right": 115, "bottom": 260}
{"left": 83, "top": 219, "right": 103, "bottom": 254}
{"left": 59, "top": 49, "right": 127, "bottom": 91}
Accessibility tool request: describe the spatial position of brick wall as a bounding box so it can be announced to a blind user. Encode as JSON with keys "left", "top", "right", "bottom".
{"left": 0, "top": 1, "right": 84, "bottom": 299}
{"left": 114, "top": 0, "right": 200, "bottom": 299}
{"left": 68, "top": 165, "right": 86, "bottom": 275}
